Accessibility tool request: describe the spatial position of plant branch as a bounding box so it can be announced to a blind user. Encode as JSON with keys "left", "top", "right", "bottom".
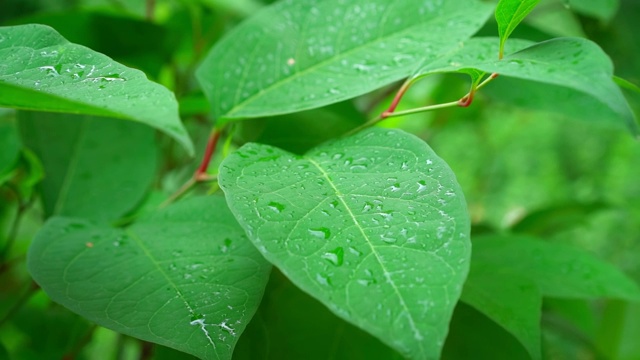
{"left": 161, "top": 128, "right": 222, "bottom": 207}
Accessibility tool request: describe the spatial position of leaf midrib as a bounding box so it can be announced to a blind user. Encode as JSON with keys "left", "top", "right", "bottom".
{"left": 307, "top": 158, "right": 426, "bottom": 357}
{"left": 222, "top": 8, "right": 484, "bottom": 119}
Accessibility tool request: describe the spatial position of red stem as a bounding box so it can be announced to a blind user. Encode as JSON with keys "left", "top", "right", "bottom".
{"left": 195, "top": 129, "right": 221, "bottom": 180}
{"left": 382, "top": 79, "right": 413, "bottom": 118}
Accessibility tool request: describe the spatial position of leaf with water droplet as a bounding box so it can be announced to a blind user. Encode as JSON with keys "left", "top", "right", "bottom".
{"left": 197, "top": 0, "right": 494, "bottom": 122}
{"left": 412, "top": 37, "right": 639, "bottom": 136}
{"left": 28, "top": 196, "right": 271, "bottom": 360}
{"left": 219, "top": 128, "right": 470, "bottom": 359}
{"left": 0, "top": 24, "right": 193, "bottom": 155}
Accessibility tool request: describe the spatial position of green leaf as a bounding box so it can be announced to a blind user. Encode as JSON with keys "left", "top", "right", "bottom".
{"left": 27, "top": 196, "right": 272, "bottom": 360}
{"left": 461, "top": 263, "right": 542, "bottom": 360}
{"left": 413, "top": 37, "right": 639, "bottom": 137}
{"left": 495, "top": 0, "right": 541, "bottom": 58}
{"left": 219, "top": 128, "right": 471, "bottom": 359}
{"left": 0, "top": 24, "right": 193, "bottom": 155}
{"left": 197, "top": 0, "right": 494, "bottom": 122}
{"left": 234, "top": 271, "right": 403, "bottom": 359}
{"left": 569, "top": 0, "right": 619, "bottom": 21}
{"left": 18, "top": 112, "right": 157, "bottom": 223}
{"left": 472, "top": 235, "right": 640, "bottom": 300}
{"left": 0, "top": 116, "right": 20, "bottom": 182}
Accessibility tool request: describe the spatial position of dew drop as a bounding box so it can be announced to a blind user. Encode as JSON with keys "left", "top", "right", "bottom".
{"left": 308, "top": 227, "right": 331, "bottom": 239}
{"left": 321, "top": 247, "right": 344, "bottom": 266}
{"left": 267, "top": 201, "right": 285, "bottom": 213}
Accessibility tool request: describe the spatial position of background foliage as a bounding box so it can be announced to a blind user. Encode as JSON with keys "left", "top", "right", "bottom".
{"left": 1, "top": 0, "right": 640, "bottom": 359}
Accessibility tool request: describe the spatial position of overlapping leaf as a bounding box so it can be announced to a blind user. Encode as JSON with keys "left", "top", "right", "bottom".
{"left": 18, "top": 112, "right": 157, "bottom": 224}
{"left": 219, "top": 128, "right": 471, "bottom": 359}
{"left": 28, "top": 196, "right": 272, "bottom": 360}
{"left": 0, "top": 24, "right": 193, "bottom": 155}
{"left": 197, "top": 0, "right": 494, "bottom": 122}
{"left": 495, "top": 0, "right": 541, "bottom": 58}
{"left": 472, "top": 235, "right": 640, "bottom": 300}
{"left": 413, "top": 37, "right": 639, "bottom": 136}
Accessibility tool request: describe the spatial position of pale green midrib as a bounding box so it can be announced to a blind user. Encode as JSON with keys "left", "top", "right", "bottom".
{"left": 222, "top": 9, "right": 482, "bottom": 118}
{"left": 126, "top": 229, "right": 220, "bottom": 355}
{"left": 307, "top": 158, "right": 426, "bottom": 357}
{"left": 53, "top": 119, "right": 87, "bottom": 216}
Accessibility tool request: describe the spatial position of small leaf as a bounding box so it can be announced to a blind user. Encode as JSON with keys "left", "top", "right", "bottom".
{"left": 18, "top": 112, "right": 157, "bottom": 224}
{"left": 461, "top": 260, "right": 542, "bottom": 359}
{"left": 495, "top": 0, "right": 541, "bottom": 58}
{"left": 472, "top": 235, "right": 640, "bottom": 301}
{"left": 28, "top": 196, "right": 271, "bottom": 360}
{"left": 197, "top": 0, "right": 494, "bottom": 122}
{"left": 413, "top": 37, "right": 639, "bottom": 137}
{"left": 0, "top": 24, "right": 193, "bottom": 155}
{"left": 219, "top": 128, "right": 471, "bottom": 359}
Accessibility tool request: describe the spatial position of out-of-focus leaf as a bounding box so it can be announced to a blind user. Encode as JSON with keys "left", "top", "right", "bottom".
{"left": 0, "top": 117, "right": 20, "bottom": 183}
{"left": 18, "top": 112, "right": 157, "bottom": 224}
{"left": 473, "top": 235, "right": 640, "bottom": 300}
{"left": 570, "top": 0, "right": 619, "bottom": 21}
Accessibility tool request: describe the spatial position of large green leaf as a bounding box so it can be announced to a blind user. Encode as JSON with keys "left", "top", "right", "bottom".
{"left": 413, "top": 37, "right": 639, "bottom": 136}
{"left": 28, "top": 196, "right": 272, "bottom": 360}
{"left": 461, "top": 262, "right": 542, "bottom": 360}
{"left": 0, "top": 24, "right": 193, "bottom": 155}
{"left": 197, "top": 0, "right": 494, "bottom": 122}
{"left": 219, "top": 128, "right": 471, "bottom": 359}
{"left": 495, "top": 0, "right": 541, "bottom": 58}
{"left": 18, "top": 112, "right": 157, "bottom": 224}
{"left": 472, "top": 235, "right": 640, "bottom": 300}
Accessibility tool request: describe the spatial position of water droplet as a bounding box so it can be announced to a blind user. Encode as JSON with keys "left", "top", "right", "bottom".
{"left": 308, "top": 227, "right": 331, "bottom": 239}
{"left": 267, "top": 201, "right": 285, "bottom": 213}
{"left": 220, "top": 238, "right": 232, "bottom": 253}
{"left": 322, "top": 247, "right": 344, "bottom": 266}
{"left": 348, "top": 247, "right": 363, "bottom": 256}
{"left": 417, "top": 180, "right": 428, "bottom": 193}
{"left": 390, "top": 183, "right": 401, "bottom": 192}
{"left": 316, "top": 273, "right": 331, "bottom": 286}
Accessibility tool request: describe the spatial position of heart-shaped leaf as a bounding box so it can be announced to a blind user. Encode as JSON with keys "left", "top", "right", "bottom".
{"left": 495, "top": 0, "right": 541, "bottom": 58}
{"left": 196, "top": 0, "right": 494, "bottom": 122}
{"left": 18, "top": 112, "right": 157, "bottom": 224}
{"left": 412, "top": 37, "right": 639, "bottom": 136}
{"left": 0, "top": 24, "right": 193, "bottom": 155}
{"left": 472, "top": 235, "right": 640, "bottom": 300}
{"left": 27, "top": 196, "right": 272, "bottom": 360}
{"left": 218, "top": 128, "right": 471, "bottom": 359}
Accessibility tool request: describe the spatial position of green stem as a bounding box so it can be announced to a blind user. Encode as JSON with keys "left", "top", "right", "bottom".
{"left": 384, "top": 100, "right": 461, "bottom": 118}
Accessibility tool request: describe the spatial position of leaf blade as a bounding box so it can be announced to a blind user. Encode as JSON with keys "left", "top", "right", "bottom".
{"left": 0, "top": 24, "right": 193, "bottom": 155}
{"left": 219, "top": 128, "right": 471, "bottom": 359}
{"left": 495, "top": 0, "right": 541, "bottom": 58}
{"left": 27, "top": 196, "right": 271, "bottom": 360}
{"left": 197, "top": 0, "right": 494, "bottom": 121}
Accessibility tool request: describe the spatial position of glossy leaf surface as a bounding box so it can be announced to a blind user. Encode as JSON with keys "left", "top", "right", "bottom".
{"left": 472, "top": 235, "right": 640, "bottom": 300}
{"left": 18, "top": 112, "right": 157, "bottom": 224}
{"left": 197, "top": 0, "right": 494, "bottom": 122}
{"left": 0, "top": 24, "right": 193, "bottom": 155}
{"left": 28, "top": 196, "right": 272, "bottom": 360}
{"left": 495, "top": 0, "right": 541, "bottom": 58}
{"left": 413, "top": 37, "right": 639, "bottom": 136}
{"left": 219, "top": 128, "right": 470, "bottom": 359}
